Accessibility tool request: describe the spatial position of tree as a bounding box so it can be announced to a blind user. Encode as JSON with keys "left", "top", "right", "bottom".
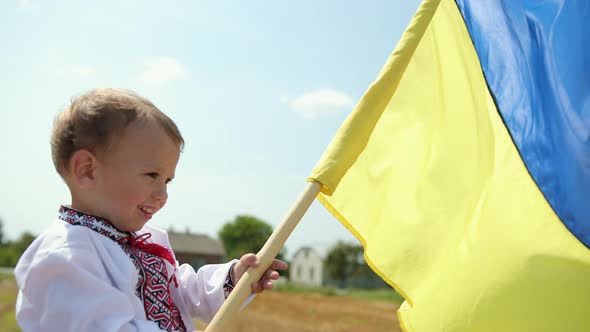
{"left": 0, "top": 217, "right": 4, "bottom": 246}
{"left": 218, "top": 215, "right": 285, "bottom": 261}
{"left": 323, "top": 241, "right": 390, "bottom": 289}
{"left": 0, "top": 231, "right": 37, "bottom": 267}
{"left": 0, "top": 246, "right": 19, "bottom": 267}
{"left": 324, "top": 241, "right": 365, "bottom": 286}
{"left": 14, "top": 231, "right": 36, "bottom": 254}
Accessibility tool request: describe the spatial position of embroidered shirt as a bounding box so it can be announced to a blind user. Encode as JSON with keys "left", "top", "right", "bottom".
{"left": 59, "top": 206, "right": 187, "bottom": 332}
{"left": 14, "top": 207, "right": 240, "bottom": 332}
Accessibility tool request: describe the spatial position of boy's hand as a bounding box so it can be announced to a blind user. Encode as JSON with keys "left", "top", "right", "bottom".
{"left": 232, "top": 253, "right": 288, "bottom": 293}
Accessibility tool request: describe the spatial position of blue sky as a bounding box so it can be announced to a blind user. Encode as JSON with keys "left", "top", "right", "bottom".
{"left": 0, "top": 0, "right": 421, "bottom": 258}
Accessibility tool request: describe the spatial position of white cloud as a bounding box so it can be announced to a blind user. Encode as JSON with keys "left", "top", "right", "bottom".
{"left": 138, "top": 57, "right": 189, "bottom": 88}
{"left": 281, "top": 88, "right": 355, "bottom": 119}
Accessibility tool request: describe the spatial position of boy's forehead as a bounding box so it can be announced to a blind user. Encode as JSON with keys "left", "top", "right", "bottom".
{"left": 106, "top": 121, "right": 181, "bottom": 163}
{"left": 121, "top": 120, "right": 178, "bottom": 146}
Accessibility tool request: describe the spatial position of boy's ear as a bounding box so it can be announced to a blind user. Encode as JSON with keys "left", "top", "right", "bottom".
{"left": 69, "top": 150, "right": 98, "bottom": 188}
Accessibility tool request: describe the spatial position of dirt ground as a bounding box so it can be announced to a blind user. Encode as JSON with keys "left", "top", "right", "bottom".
{"left": 199, "top": 292, "right": 402, "bottom": 332}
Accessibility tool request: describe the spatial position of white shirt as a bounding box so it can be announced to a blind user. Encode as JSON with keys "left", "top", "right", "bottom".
{"left": 15, "top": 216, "right": 235, "bottom": 332}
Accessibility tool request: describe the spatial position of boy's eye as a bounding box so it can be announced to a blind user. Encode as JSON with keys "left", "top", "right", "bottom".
{"left": 146, "top": 172, "right": 173, "bottom": 184}
{"left": 146, "top": 172, "right": 159, "bottom": 179}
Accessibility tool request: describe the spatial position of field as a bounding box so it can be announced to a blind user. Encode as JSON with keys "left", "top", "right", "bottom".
{"left": 0, "top": 275, "right": 402, "bottom": 332}
{"left": 200, "top": 291, "right": 403, "bottom": 332}
{"left": 0, "top": 275, "right": 19, "bottom": 332}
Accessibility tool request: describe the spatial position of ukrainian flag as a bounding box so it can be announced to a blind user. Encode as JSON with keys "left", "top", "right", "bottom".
{"left": 309, "top": 0, "right": 590, "bottom": 331}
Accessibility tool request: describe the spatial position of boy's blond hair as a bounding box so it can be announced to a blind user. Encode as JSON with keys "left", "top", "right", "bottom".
{"left": 51, "top": 88, "right": 184, "bottom": 177}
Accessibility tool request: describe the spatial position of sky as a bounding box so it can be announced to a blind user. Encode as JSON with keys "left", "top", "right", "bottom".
{"left": 0, "top": 0, "right": 421, "bottom": 258}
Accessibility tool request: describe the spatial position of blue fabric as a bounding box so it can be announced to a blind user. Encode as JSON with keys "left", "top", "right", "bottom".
{"left": 455, "top": 0, "right": 590, "bottom": 247}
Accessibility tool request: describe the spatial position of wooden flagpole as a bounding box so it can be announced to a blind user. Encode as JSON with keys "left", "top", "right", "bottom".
{"left": 204, "top": 181, "right": 322, "bottom": 332}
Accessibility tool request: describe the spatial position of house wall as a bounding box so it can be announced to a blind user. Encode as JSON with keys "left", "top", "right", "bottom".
{"left": 290, "top": 249, "right": 323, "bottom": 287}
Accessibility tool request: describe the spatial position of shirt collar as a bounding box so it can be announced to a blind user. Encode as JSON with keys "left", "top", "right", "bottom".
{"left": 58, "top": 205, "right": 131, "bottom": 242}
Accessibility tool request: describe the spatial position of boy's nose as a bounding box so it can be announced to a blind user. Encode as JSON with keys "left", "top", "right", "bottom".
{"left": 153, "top": 187, "right": 168, "bottom": 208}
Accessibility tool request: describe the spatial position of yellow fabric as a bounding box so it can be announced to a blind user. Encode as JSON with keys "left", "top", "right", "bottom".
{"left": 309, "top": 0, "right": 590, "bottom": 331}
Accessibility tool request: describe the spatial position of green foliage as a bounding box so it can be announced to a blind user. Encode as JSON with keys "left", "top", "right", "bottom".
{"left": 0, "top": 230, "right": 37, "bottom": 267}
{"left": 0, "top": 247, "right": 20, "bottom": 267}
{"left": 0, "top": 217, "right": 4, "bottom": 245}
{"left": 13, "top": 232, "right": 35, "bottom": 254}
{"left": 324, "top": 241, "right": 364, "bottom": 285}
{"left": 275, "top": 283, "right": 338, "bottom": 296}
{"left": 275, "top": 283, "right": 403, "bottom": 304}
{"left": 218, "top": 215, "right": 286, "bottom": 260}
{"left": 324, "top": 241, "right": 389, "bottom": 289}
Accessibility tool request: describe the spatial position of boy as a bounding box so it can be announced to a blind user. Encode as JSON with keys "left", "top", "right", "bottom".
{"left": 14, "top": 88, "right": 287, "bottom": 331}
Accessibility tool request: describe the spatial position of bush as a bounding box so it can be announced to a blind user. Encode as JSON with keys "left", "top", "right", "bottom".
{"left": 0, "top": 247, "right": 20, "bottom": 267}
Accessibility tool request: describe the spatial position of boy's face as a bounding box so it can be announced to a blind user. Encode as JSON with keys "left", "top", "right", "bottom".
{"left": 90, "top": 120, "right": 180, "bottom": 232}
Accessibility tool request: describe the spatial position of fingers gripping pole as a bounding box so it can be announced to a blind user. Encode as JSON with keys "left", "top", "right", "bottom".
{"left": 205, "top": 181, "right": 322, "bottom": 332}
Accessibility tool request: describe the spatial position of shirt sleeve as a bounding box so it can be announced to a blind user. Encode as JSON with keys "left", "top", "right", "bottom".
{"left": 174, "top": 260, "right": 237, "bottom": 323}
{"left": 223, "top": 262, "right": 237, "bottom": 298}
{"left": 174, "top": 259, "right": 257, "bottom": 323}
{"left": 15, "top": 246, "right": 165, "bottom": 332}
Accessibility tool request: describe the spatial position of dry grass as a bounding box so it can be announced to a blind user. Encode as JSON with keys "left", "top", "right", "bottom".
{"left": 198, "top": 292, "right": 402, "bottom": 332}
{"left": 1, "top": 275, "right": 402, "bottom": 332}
{"left": 0, "top": 276, "right": 20, "bottom": 332}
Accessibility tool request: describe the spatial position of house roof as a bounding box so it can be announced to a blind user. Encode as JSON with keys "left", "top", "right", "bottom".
{"left": 292, "top": 246, "right": 323, "bottom": 260}
{"left": 168, "top": 231, "right": 225, "bottom": 256}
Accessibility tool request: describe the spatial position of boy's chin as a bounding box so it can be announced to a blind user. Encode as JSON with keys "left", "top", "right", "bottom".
{"left": 126, "top": 223, "right": 147, "bottom": 233}
{"left": 112, "top": 219, "right": 147, "bottom": 233}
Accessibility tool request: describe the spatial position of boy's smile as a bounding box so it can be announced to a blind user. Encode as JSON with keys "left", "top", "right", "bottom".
{"left": 72, "top": 119, "right": 181, "bottom": 232}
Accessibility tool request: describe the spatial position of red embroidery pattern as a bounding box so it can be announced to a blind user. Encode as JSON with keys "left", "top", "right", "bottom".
{"left": 121, "top": 244, "right": 186, "bottom": 331}
{"left": 223, "top": 263, "right": 236, "bottom": 298}
{"left": 59, "top": 206, "right": 128, "bottom": 241}
{"left": 58, "top": 206, "right": 186, "bottom": 331}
